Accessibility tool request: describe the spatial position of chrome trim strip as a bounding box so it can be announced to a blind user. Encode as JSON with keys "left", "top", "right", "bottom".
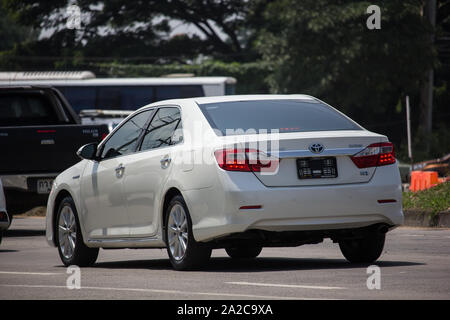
{"left": 269, "top": 147, "right": 364, "bottom": 159}
{"left": 88, "top": 236, "right": 159, "bottom": 244}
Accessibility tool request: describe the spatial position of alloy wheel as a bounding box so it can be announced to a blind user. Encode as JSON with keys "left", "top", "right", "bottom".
{"left": 58, "top": 205, "right": 77, "bottom": 260}
{"left": 167, "top": 204, "right": 189, "bottom": 261}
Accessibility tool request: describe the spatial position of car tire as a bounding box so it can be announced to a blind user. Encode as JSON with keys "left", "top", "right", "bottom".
{"left": 56, "top": 197, "right": 99, "bottom": 267}
{"left": 339, "top": 233, "right": 385, "bottom": 263}
{"left": 226, "top": 245, "right": 262, "bottom": 259}
{"left": 165, "top": 195, "right": 211, "bottom": 271}
{"left": 7, "top": 211, "right": 13, "bottom": 228}
{"left": 0, "top": 231, "right": 2, "bottom": 245}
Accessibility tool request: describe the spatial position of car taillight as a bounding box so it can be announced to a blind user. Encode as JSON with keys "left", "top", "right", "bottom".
{"left": 214, "top": 149, "right": 278, "bottom": 172}
{"left": 350, "top": 142, "right": 396, "bottom": 169}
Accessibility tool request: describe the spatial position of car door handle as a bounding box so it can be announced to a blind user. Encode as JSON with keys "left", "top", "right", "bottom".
{"left": 115, "top": 163, "right": 125, "bottom": 178}
{"left": 160, "top": 156, "right": 171, "bottom": 169}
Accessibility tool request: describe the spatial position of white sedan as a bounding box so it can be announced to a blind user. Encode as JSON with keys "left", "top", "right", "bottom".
{"left": 46, "top": 95, "right": 403, "bottom": 270}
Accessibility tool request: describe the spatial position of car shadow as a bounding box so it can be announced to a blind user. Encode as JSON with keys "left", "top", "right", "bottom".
{"left": 92, "top": 257, "right": 424, "bottom": 272}
{"left": 0, "top": 249, "right": 19, "bottom": 253}
{"left": 4, "top": 229, "right": 46, "bottom": 237}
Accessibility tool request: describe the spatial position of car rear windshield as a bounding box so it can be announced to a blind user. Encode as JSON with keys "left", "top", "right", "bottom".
{"left": 197, "top": 99, "right": 362, "bottom": 136}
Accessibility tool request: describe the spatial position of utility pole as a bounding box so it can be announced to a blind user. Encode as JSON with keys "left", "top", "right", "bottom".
{"left": 406, "top": 96, "right": 413, "bottom": 164}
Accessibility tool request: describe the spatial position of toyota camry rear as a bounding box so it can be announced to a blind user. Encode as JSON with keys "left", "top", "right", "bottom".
{"left": 46, "top": 95, "right": 403, "bottom": 270}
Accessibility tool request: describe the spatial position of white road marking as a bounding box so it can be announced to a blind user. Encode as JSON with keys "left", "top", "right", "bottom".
{"left": 227, "top": 281, "right": 346, "bottom": 290}
{"left": 0, "top": 271, "right": 62, "bottom": 276}
{"left": 0, "top": 284, "right": 334, "bottom": 300}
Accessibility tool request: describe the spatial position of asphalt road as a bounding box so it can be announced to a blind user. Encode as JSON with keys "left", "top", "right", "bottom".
{"left": 0, "top": 217, "right": 449, "bottom": 300}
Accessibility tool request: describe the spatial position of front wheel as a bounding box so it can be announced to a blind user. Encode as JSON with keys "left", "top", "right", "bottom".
{"left": 56, "top": 197, "right": 99, "bottom": 267}
{"left": 165, "top": 195, "right": 211, "bottom": 270}
{"left": 339, "top": 233, "right": 385, "bottom": 263}
{"left": 7, "top": 211, "right": 13, "bottom": 228}
{"left": 226, "top": 245, "right": 262, "bottom": 259}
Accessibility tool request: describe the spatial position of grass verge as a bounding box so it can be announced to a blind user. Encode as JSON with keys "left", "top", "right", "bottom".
{"left": 403, "top": 181, "right": 450, "bottom": 216}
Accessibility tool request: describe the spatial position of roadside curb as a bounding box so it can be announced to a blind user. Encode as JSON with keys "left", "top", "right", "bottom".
{"left": 404, "top": 209, "right": 450, "bottom": 228}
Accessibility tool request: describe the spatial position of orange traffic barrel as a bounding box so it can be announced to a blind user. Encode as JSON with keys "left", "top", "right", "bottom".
{"left": 409, "top": 171, "right": 422, "bottom": 192}
{"left": 410, "top": 171, "right": 439, "bottom": 191}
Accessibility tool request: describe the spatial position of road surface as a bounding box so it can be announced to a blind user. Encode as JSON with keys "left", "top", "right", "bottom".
{"left": 0, "top": 217, "right": 449, "bottom": 300}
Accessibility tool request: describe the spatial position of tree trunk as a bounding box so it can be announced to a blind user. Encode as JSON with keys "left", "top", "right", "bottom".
{"left": 420, "top": 0, "right": 436, "bottom": 153}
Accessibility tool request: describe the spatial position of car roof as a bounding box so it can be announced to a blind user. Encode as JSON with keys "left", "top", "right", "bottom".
{"left": 193, "top": 94, "right": 317, "bottom": 104}
{"left": 138, "top": 94, "right": 318, "bottom": 111}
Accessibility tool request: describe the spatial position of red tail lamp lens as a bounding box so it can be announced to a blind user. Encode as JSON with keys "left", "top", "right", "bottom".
{"left": 214, "top": 149, "right": 278, "bottom": 172}
{"left": 350, "top": 142, "right": 395, "bottom": 169}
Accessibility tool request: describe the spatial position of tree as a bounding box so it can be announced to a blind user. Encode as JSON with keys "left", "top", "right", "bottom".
{"left": 256, "top": 0, "right": 441, "bottom": 160}
{"left": 0, "top": 5, "right": 36, "bottom": 51}
{"left": 1, "top": 0, "right": 265, "bottom": 65}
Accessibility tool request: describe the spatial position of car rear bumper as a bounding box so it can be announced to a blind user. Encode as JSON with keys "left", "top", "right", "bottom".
{"left": 1, "top": 174, "right": 57, "bottom": 214}
{"left": 186, "top": 164, "right": 403, "bottom": 242}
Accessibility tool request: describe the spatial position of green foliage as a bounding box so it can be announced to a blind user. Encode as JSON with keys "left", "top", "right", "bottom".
{"left": 1, "top": 0, "right": 262, "bottom": 62}
{"left": 255, "top": 0, "right": 440, "bottom": 161}
{"left": 0, "top": 5, "right": 36, "bottom": 51}
{"left": 0, "top": 0, "right": 448, "bottom": 162}
{"left": 403, "top": 182, "right": 450, "bottom": 215}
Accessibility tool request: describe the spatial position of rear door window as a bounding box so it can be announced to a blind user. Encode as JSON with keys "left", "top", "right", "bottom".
{"left": 140, "top": 107, "right": 182, "bottom": 151}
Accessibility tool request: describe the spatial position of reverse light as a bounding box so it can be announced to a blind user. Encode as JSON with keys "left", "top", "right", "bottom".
{"left": 350, "top": 142, "right": 396, "bottom": 169}
{"left": 214, "top": 149, "right": 278, "bottom": 172}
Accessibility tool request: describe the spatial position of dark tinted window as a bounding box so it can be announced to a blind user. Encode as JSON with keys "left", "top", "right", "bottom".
{"left": 156, "top": 85, "right": 204, "bottom": 101}
{"left": 119, "top": 87, "right": 154, "bottom": 109}
{"left": 198, "top": 99, "right": 361, "bottom": 135}
{"left": 225, "top": 84, "right": 235, "bottom": 95}
{"left": 58, "top": 85, "right": 201, "bottom": 113}
{"left": 140, "top": 107, "right": 182, "bottom": 151}
{"left": 0, "top": 93, "right": 59, "bottom": 126}
{"left": 101, "top": 110, "right": 152, "bottom": 159}
{"left": 97, "top": 86, "right": 121, "bottom": 110}
{"left": 58, "top": 87, "right": 96, "bottom": 113}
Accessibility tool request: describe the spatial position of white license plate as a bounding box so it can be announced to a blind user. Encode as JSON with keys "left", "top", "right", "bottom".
{"left": 37, "top": 179, "right": 53, "bottom": 194}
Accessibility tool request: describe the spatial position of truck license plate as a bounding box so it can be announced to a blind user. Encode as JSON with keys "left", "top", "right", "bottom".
{"left": 37, "top": 179, "right": 53, "bottom": 194}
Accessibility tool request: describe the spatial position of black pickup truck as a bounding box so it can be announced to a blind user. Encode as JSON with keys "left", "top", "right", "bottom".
{"left": 0, "top": 86, "right": 108, "bottom": 215}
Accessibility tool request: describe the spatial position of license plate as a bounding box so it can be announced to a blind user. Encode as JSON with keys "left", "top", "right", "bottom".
{"left": 297, "top": 157, "right": 338, "bottom": 179}
{"left": 37, "top": 179, "right": 53, "bottom": 194}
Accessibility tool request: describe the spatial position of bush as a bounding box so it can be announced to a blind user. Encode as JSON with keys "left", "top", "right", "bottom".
{"left": 403, "top": 182, "right": 450, "bottom": 215}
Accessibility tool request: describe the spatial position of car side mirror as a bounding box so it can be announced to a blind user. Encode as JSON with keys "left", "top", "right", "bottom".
{"left": 77, "top": 143, "right": 98, "bottom": 161}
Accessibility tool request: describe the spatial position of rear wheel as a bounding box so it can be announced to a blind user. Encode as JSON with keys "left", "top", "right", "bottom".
{"left": 56, "top": 197, "right": 99, "bottom": 267}
{"left": 226, "top": 245, "right": 262, "bottom": 259}
{"left": 165, "top": 195, "right": 211, "bottom": 270}
{"left": 339, "top": 233, "right": 385, "bottom": 263}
